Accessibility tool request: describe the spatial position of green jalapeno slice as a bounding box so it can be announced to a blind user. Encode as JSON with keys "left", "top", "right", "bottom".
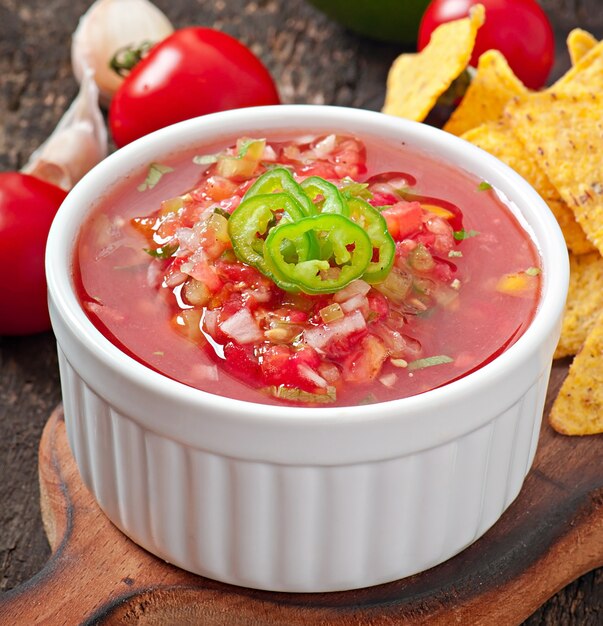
{"left": 300, "top": 176, "right": 349, "bottom": 216}
{"left": 347, "top": 197, "right": 396, "bottom": 283}
{"left": 243, "top": 167, "right": 315, "bottom": 216}
{"left": 263, "top": 213, "right": 372, "bottom": 294}
{"left": 228, "top": 193, "right": 315, "bottom": 286}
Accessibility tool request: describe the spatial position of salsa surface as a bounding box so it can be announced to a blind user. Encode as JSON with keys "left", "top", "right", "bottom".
{"left": 74, "top": 133, "right": 541, "bottom": 406}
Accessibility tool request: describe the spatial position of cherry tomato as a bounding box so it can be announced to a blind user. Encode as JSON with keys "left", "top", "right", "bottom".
{"left": 109, "top": 27, "right": 281, "bottom": 147}
{"left": 418, "top": 0, "right": 555, "bottom": 90}
{"left": 0, "top": 172, "right": 67, "bottom": 335}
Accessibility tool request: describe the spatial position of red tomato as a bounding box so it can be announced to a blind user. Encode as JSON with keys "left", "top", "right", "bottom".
{"left": 418, "top": 0, "right": 555, "bottom": 90}
{"left": 0, "top": 172, "right": 67, "bottom": 335}
{"left": 109, "top": 28, "right": 281, "bottom": 147}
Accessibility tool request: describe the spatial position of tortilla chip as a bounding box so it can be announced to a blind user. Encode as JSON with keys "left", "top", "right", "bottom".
{"left": 382, "top": 5, "right": 485, "bottom": 121}
{"left": 461, "top": 121, "right": 595, "bottom": 255}
{"left": 444, "top": 50, "right": 526, "bottom": 137}
{"left": 545, "top": 198, "right": 595, "bottom": 256}
{"left": 504, "top": 90, "right": 603, "bottom": 256}
{"left": 462, "top": 120, "right": 555, "bottom": 195}
{"left": 550, "top": 39, "right": 603, "bottom": 94}
{"left": 550, "top": 307, "right": 603, "bottom": 435}
{"left": 555, "top": 252, "right": 603, "bottom": 359}
{"left": 567, "top": 28, "right": 598, "bottom": 66}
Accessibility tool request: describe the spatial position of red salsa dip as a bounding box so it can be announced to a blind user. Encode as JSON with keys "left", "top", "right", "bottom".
{"left": 74, "top": 133, "right": 542, "bottom": 406}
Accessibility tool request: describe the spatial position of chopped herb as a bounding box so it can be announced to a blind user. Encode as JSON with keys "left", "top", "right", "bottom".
{"left": 390, "top": 358, "right": 408, "bottom": 368}
{"left": 267, "top": 385, "right": 337, "bottom": 404}
{"left": 358, "top": 392, "right": 378, "bottom": 405}
{"left": 453, "top": 228, "right": 479, "bottom": 241}
{"left": 213, "top": 206, "right": 231, "bottom": 220}
{"left": 144, "top": 242, "right": 179, "bottom": 259}
{"left": 138, "top": 163, "right": 174, "bottom": 192}
{"left": 340, "top": 178, "right": 374, "bottom": 201}
{"left": 477, "top": 181, "right": 493, "bottom": 191}
{"left": 525, "top": 266, "right": 541, "bottom": 276}
{"left": 448, "top": 250, "right": 463, "bottom": 258}
{"left": 193, "top": 154, "right": 219, "bottom": 165}
{"left": 407, "top": 355, "right": 454, "bottom": 371}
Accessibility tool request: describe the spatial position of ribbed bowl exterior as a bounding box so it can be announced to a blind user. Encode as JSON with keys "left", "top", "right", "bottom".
{"left": 58, "top": 346, "right": 549, "bottom": 592}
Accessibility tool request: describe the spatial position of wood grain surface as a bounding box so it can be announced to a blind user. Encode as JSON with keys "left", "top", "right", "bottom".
{"left": 0, "top": 360, "right": 601, "bottom": 625}
{"left": 0, "top": 0, "right": 602, "bottom": 623}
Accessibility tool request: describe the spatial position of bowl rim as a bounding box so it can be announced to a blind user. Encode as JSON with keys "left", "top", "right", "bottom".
{"left": 46, "top": 104, "right": 569, "bottom": 430}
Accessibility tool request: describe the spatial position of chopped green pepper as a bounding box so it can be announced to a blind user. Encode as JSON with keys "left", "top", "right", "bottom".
{"left": 264, "top": 213, "right": 372, "bottom": 294}
{"left": 243, "top": 167, "right": 315, "bottom": 216}
{"left": 301, "top": 176, "right": 349, "bottom": 216}
{"left": 346, "top": 197, "right": 395, "bottom": 283}
{"left": 228, "top": 192, "right": 315, "bottom": 285}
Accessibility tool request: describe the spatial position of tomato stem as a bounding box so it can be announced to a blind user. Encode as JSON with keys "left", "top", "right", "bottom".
{"left": 109, "top": 41, "right": 154, "bottom": 77}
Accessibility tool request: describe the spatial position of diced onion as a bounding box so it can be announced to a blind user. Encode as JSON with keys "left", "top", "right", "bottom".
{"left": 163, "top": 269, "right": 187, "bottom": 288}
{"left": 312, "top": 134, "right": 337, "bottom": 158}
{"left": 203, "top": 308, "right": 219, "bottom": 337}
{"left": 340, "top": 294, "right": 369, "bottom": 315}
{"left": 175, "top": 226, "right": 199, "bottom": 253}
{"left": 297, "top": 363, "right": 328, "bottom": 388}
{"left": 332, "top": 279, "right": 371, "bottom": 303}
{"left": 318, "top": 361, "right": 341, "bottom": 384}
{"left": 220, "top": 308, "right": 263, "bottom": 343}
{"left": 262, "top": 145, "right": 277, "bottom": 161}
{"left": 191, "top": 363, "right": 219, "bottom": 381}
{"left": 304, "top": 310, "right": 366, "bottom": 351}
{"left": 379, "top": 373, "right": 398, "bottom": 387}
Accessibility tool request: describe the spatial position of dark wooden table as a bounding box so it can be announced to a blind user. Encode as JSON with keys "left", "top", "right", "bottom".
{"left": 0, "top": 1, "right": 601, "bottom": 623}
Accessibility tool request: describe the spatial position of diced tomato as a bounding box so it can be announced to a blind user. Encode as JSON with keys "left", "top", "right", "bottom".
{"left": 259, "top": 344, "right": 291, "bottom": 382}
{"left": 258, "top": 344, "right": 322, "bottom": 391}
{"left": 203, "top": 175, "right": 239, "bottom": 201}
{"left": 332, "top": 137, "right": 367, "bottom": 178}
{"left": 222, "top": 342, "right": 260, "bottom": 381}
{"left": 324, "top": 327, "right": 367, "bottom": 359}
{"left": 220, "top": 292, "right": 247, "bottom": 317}
{"left": 342, "top": 335, "right": 388, "bottom": 383}
{"left": 382, "top": 201, "right": 424, "bottom": 240}
{"left": 130, "top": 215, "right": 159, "bottom": 242}
{"left": 185, "top": 259, "right": 223, "bottom": 292}
{"left": 271, "top": 306, "right": 309, "bottom": 325}
{"left": 214, "top": 258, "right": 265, "bottom": 285}
{"left": 424, "top": 217, "right": 455, "bottom": 256}
{"left": 368, "top": 191, "right": 399, "bottom": 206}
{"left": 367, "top": 290, "right": 389, "bottom": 322}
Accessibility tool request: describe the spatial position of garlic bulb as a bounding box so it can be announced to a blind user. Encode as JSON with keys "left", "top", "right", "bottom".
{"left": 22, "top": 69, "right": 108, "bottom": 191}
{"left": 72, "top": 0, "right": 174, "bottom": 106}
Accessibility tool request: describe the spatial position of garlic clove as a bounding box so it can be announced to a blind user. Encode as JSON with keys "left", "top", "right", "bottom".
{"left": 22, "top": 69, "right": 108, "bottom": 191}
{"left": 72, "top": 0, "right": 174, "bottom": 107}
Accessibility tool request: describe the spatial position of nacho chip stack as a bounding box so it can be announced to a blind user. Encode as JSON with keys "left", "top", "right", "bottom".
{"left": 383, "top": 13, "right": 603, "bottom": 435}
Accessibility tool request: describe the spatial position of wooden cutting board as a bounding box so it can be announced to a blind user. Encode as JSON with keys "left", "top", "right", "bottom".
{"left": 0, "top": 361, "right": 601, "bottom": 625}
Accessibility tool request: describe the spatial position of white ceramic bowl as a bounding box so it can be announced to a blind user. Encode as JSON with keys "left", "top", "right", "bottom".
{"left": 46, "top": 105, "right": 568, "bottom": 592}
